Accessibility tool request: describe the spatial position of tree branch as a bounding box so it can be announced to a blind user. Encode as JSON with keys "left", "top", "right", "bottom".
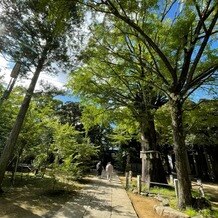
{"left": 187, "top": 9, "right": 218, "bottom": 83}
{"left": 104, "top": 0, "right": 176, "bottom": 77}
{"left": 183, "top": 64, "right": 218, "bottom": 99}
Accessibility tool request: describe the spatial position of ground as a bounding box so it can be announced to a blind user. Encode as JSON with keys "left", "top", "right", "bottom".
{"left": 0, "top": 174, "right": 81, "bottom": 217}
{"left": 127, "top": 191, "right": 162, "bottom": 218}
{"left": 129, "top": 181, "right": 218, "bottom": 218}
{"left": 0, "top": 173, "right": 218, "bottom": 218}
{"left": 128, "top": 181, "right": 218, "bottom": 218}
{"left": 118, "top": 176, "right": 162, "bottom": 218}
{"left": 0, "top": 173, "right": 162, "bottom": 218}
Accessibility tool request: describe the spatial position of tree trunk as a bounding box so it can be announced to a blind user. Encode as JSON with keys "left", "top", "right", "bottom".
{"left": 11, "top": 155, "right": 19, "bottom": 185}
{"left": 140, "top": 113, "right": 167, "bottom": 184}
{"left": 170, "top": 96, "right": 192, "bottom": 209}
{"left": 125, "top": 152, "right": 131, "bottom": 172}
{"left": 0, "top": 51, "right": 47, "bottom": 190}
{"left": 140, "top": 126, "right": 149, "bottom": 182}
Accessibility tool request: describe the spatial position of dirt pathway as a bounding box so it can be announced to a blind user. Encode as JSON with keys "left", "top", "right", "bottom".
{"left": 128, "top": 192, "right": 162, "bottom": 218}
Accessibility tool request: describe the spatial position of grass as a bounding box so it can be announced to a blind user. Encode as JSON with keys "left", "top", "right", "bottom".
{"left": 147, "top": 186, "right": 176, "bottom": 197}
{"left": 3, "top": 171, "right": 82, "bottom": 192}
{"left": 126, "top": 176, "right": 218, "bottom": 218}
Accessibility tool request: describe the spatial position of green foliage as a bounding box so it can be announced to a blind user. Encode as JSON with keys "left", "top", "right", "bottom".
{"left": 184, "top": 207, "right": 218, "bottom": 218}
{"left": 0, "top": 87, "right": 24, "bottom": 152}
{"left": 185, "top": 99, "right": 218, "bottom": 146}
{"left": 68, "top": 17, "right": 164, "bottom": 113}
{"left": 155, "top": 103, "right": 173, "bottom": 145}
{"left": 87, "top": 0, "right": 218, "bottom": 101}
{"left": 80, "top": 104, "right": 112, "bottom": 131}
{"left": 0, "top": 87, "right": 98, "bottom": 179}
{"left": 184, "top": 207, "right": 198, "bottom": 217}
{"left": 67, "top": 13, "right": 167, "bottom": 160}
{"left": 0, "top": 0, "right": 82, "bottom": 76}
{"left": 155, "top": 99, "right": 218, "bottom": 148}
{"left": 198, "top": 209, "right": 216, "bottom": 218}
{"left": 0, "top": 0, "right": 85, "bottom": 187}
{"left": 16, "top": 90, "right": 58, "bottom": 163}
{"left": 56, "top": 102, "right": 82, "bottom": 126}
{"left": 49, "top": 121, "right": 98, "bottom": 178}
{"left": 149, "top": 186, "right": 176, "bottom": 198}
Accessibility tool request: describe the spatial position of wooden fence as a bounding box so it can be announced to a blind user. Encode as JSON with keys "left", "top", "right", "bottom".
{"left": 125, "top": 171, "right": 205, "bottom": 199}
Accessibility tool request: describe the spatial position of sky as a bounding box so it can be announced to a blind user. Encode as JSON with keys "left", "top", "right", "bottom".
{"left": 0, "top": 54, "right": 79, "bottom": 103}
{"left": 0, "top": 2, "right": 217, "bottom": 103}
{"left": 1, "top": 53, "right": 216, "bottom": 104}
{"left": 0, "top": 55, "right": 68, "bottom": 90}
{"left": 0, "top": 5, "right": 94, "bottom": 103}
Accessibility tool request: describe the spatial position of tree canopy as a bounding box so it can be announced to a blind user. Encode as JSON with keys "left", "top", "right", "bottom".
{"left": 0, "top": 0, "right": 217, "bottom": 210}
{"left": 73, "top": 0, "right": 218, "bottom": 209}
{"left": 0, "top": 0, "right": 84, "bottom": 189}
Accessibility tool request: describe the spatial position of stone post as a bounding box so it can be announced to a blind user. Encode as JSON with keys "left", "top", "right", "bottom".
{"left": 129, "top": 170, "right": 132, "bottom": 183}
{"left": 174, "top": 179, "right": 179, "bottom": 199}
{"left": 125, "top": 172, "right": 129, "bottom": 189}
{"left": 137, "top": 175, "right": 141, "bottom": 194}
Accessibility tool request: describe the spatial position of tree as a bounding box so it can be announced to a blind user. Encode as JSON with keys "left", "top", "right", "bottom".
{"left": 110, "top": 120, "right": 141, "bottom": 172}
{"left": 48, "top": 121, "right": 98, "bottom": 179}
{"left": 7, "top": 88, "right": 59, "bottom": 183}
{"left": 156, "top": 99, "right": 218, "bottom": 181}
{"left": 0, "top": 86, "right": 24, "bottom": 153}
{"left": 1, "top": 82, "right": 97, "bottom": 182}
{"left": 186, "top": 99, "right": 218, "bottom": 147}
{"left": 55, "top": 101, "right": 114, "bottom": 166}
{"left": 84, "top": 0, "right": 218, "bottom": 208}
{"left": 0, "top": 0, "right": 82, "bottom": 190}
{"left": 68, "top": 21, "right": 168, "bottom": 184}
{"left": 56, "top": 102, "right": 83, "bottom": 128}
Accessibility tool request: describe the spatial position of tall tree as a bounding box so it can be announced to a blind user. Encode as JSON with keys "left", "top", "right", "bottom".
{"left": 85, "top": 0, "right": 218, "bottom": 208}
{"left": 68, "top": 21, "right": 168, "bottom": 184}
{"left": 0, "top": 86, "right": 23, "bottom": 154}
{"left": 0, "top": 0, "right": 82, "bottom": 190}
{"left": 56, "top": 102, "right": 82, "bottom": 127}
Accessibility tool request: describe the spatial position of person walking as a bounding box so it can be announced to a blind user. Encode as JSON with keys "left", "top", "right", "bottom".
{"left": 96, "top": 161, "right": 103, "bottom": 177}
{"left": 105, "top": 162, "right": 113, "bottom": 181}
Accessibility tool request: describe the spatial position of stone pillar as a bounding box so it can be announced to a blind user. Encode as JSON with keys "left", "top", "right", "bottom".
{"left": 137, "top": 175, "right": 141, "bottom": 194}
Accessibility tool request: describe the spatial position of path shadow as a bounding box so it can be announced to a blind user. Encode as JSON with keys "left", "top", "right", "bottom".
{"left": 51, "top": 175, "right": 131, "bottom": 217}
{"left": 0, "top": 198, "right": 42, "bottom": 218}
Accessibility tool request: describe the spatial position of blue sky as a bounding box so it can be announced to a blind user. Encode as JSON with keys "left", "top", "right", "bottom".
{"left": 0, "top": 55, "right": 69, "bottom": 91}
{"left": 1, "top": 1, "right": 217, "bottom": 103}
{"left": 1, "top": 54, "right": 217, "bottom": 104}
{"left": 55, "top": 94, "right": 80, "bottom": 103}
{"left": 190, "top": 86, "right": 217, "bottom": 102}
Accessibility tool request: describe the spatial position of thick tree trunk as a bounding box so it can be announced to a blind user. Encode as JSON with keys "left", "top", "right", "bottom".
{"left": 140, "top": 113, "right": 167, "bottom": 184}
{"left": 0, "top": 52, "right": 47, "bottom": 190}
{"left": 170, "top": 96, "right": 192, "bottom": 209}
{"left": 140, "top": 126, "right": 149, "bottom": 182}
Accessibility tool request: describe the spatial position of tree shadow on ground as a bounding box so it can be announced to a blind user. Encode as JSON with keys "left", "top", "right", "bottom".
{"left": 0, "top": 198, "right": 42, "bottom": 218}
{"left": 0, "top": 174, "right": 80, "bottom": 218}
{"left": 0, "top": 173, "right": 136, "bottom": 218}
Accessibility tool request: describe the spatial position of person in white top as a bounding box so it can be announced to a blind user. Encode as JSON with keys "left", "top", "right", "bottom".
{"left": 105, "top": 162, "right": 113, "bottom": 181}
